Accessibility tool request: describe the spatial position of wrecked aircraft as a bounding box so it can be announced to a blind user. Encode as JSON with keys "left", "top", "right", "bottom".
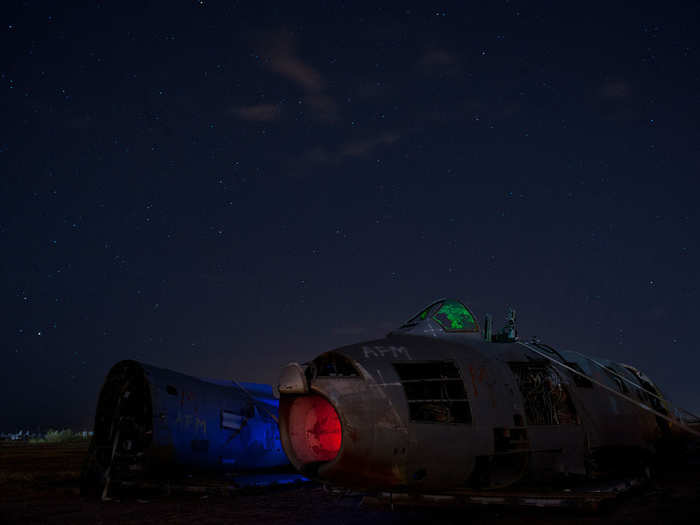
{"left": 81, "top": 360, "right": 291, "bottom": 496}
{"left": 277, "top": 298, "right": 699, "bottom": 493}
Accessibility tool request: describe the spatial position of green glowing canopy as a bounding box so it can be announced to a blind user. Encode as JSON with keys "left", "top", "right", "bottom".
{"left": 432, "top": 300, "right": 479, "bottom": 332}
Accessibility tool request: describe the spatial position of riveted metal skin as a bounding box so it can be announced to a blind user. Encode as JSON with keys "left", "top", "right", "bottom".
{"left": 85, "top": 360, "right": 290, "bottom": 487}
{"left": 278, "top": 300, "right": 679, "bottom": 493}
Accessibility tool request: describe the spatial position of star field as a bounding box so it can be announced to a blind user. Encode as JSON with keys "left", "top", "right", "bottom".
{"left": 1, "top": 1, "right": 700, "bottom": 431}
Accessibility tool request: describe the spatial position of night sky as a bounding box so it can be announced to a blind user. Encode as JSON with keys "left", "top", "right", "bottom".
{"left": 2, "top": 2, "right": 699, "bottom": 432}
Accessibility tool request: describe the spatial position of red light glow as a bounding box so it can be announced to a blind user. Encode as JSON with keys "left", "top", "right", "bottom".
{"left": 288, "top": 395, "right": 342, "bottom": 464}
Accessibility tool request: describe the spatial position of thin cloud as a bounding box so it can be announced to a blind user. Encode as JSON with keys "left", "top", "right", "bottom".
{"left": 231, "top": 104, "right": 281, "bottom": 122}
{"left": 339, "top": 132, "right": 400, "bottom": 158}
{"left": 268, "top": 50, "right": 324, "bottom": 92}
{"left": 301, "top": 147, "right": 332, "bottom": 165}
{"left": 258, "top": 31, "right": 338, "bottom": 122}
{"left": 419, "top": 49, "right": 457, "bottom": 67}
{"left": 303, "top": 94, "right": 338, "bottom": 123}
{"left": 596, "top": 78, "right": 643, "bottom": 121}
{"left": 65, "top": 114, "right": 95, "bottom": 130}
{"left": 423, "top": 99, "right": 521, "bottom": 124}
{"left": 417, "top": 49, "right": 461, "bottom": 75}
{"left": 292, "top": 131, "right": 401, "bottom": 176}
{"left": 599, "top": 80, "right": 630, "bottom": 99}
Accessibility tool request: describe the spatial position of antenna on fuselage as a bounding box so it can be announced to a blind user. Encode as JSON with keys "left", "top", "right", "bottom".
{"left": 490, "top": 307, "right": 518, "bottom": 342}
{"left": 483, "top": 314, "right": 493, "bottom": 342}
{"left": 505, "top": 308, "right": 517, "bottom": 341}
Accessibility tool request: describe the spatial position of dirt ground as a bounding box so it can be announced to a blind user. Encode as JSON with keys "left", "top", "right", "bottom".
{"left": 1, "top": 441, "right": 699, "bottom": 524}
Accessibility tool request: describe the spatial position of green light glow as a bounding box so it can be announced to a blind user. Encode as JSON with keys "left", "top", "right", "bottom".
{"left": 433, "top": 301, "right": 477, "bottom": 332}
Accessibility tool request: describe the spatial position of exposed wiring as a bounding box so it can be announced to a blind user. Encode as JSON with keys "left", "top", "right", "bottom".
{"left": 517, "top": 342, "right": 700, "bottom": 439}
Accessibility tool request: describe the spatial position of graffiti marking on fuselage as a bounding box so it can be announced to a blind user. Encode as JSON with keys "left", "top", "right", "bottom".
{"left": 362, "top": 346, "right": 412, "bottom": 360}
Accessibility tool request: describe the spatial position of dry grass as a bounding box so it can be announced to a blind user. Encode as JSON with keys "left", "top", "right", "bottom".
{"left": 0, "top": 441, "right": 88, "bottom": 489}
{"left": 0, "top": 441, "right": 698, "bottom": 524}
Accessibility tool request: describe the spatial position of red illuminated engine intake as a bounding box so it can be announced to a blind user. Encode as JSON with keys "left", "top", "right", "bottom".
{"left": 288, "top": 395, "right": 342, "bottom": 464}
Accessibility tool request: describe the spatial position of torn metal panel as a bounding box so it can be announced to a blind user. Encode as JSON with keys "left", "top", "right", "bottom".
{"left": 82, "top": 360, "right": 290, "bottom": 497}
{"left": 276, "top": 297, "right": 697, "bottom": 496}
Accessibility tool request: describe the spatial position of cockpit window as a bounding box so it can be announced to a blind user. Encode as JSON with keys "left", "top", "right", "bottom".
{"left": 394, "top": 361, "right": 472, "bottom": 424}
{"left": 309, "top": 352, "right": 359, "bottom": 379}
{"left": 400, "top": 301, "right": 444, "bottom": 328}
{"left": 432, "top": 300, "right": 479, "bottom": 332}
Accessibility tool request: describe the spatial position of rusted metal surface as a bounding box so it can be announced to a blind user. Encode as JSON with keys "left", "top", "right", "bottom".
{"left": 277, "top": 298, "right": 697, "bottom": 496}
{"left": 83, "top": 360, "right": 290, "bottom": 497}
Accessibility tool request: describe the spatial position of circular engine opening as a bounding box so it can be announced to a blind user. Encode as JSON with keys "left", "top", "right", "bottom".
{"left": 288, "top": 395, "right": 342, "bottom": 464}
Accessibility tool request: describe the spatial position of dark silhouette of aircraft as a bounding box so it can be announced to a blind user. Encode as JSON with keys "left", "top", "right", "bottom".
{"left": 276, "top": 299, "right": 699, "bottom": 494}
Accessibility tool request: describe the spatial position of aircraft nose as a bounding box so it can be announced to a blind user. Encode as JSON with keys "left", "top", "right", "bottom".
{"left": 286, "top": 394, "right": 342, "bottom": 464}
{"left": 277, "top": 355, "right": 407, "bottom": 488}
{"left": 277, "top": 359, "right": 356, "bottom": 475}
